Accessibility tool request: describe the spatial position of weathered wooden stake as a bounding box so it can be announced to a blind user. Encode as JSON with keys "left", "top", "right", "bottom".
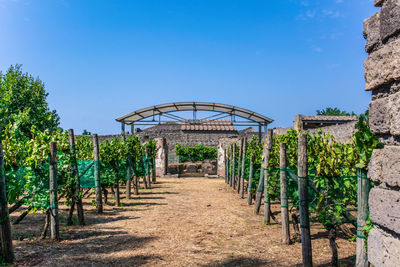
{"left": 355, "top": 169, "right": 369, "bottom": 267}
{"left": 0, "top": 141, "right": 14, "bottom": 263}
{"left": 237, "top": 138, "right": 243, "bottom": 194}
{"left": 264, "top": 129, "right": 273, "bottom": 224}
{"left": 247, "top": 156, "right": 254, "bottom": 205}
{"left": 49, "top": 141, "right": 60, "bottom": 241}
{"left": 280, "top": 142, "right": 290, "bottom": 244}
{"left": 126, "top": 155, "right": 132, "bottom": 199}
{"left": 93, "top": 134, "right": 103, "bottom": 213}
{"left": 115, "top": 175, "right": 120, "bottom": 206}
{"left": 152, "top": 157, "right": 156, "bottom": 183}
{"left": 231, "top": 144, "right": 236, "bottom": 188}
{"left": 298, "top": 133, "right": 313, "bottom": 267}
{"left": 240, "top": 138, "right": 247, "bottom": 199}
{"left": 224, "top": 148, "right": 228, "bottom": 184}
{"left": 254, "top": 164, "right": 264, "bottom": 214}
{"left": 68, "top": 129, "right": 85, "bottom": 225}
{"left": 145, "top": 146, "right": 151, "bottom": 188}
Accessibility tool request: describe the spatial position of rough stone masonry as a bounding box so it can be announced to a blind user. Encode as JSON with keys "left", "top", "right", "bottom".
{"left": 364, "top": 0, "right": 400, "bottom": 266}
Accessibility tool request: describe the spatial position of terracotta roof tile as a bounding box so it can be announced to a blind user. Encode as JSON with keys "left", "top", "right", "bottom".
{"left": 181, "top": 119, "right": 236, "bottom": 132}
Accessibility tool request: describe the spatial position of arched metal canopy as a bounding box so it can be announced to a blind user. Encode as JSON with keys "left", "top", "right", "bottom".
{"left": 116, "top": 102, "right": 273, "bottom": 127}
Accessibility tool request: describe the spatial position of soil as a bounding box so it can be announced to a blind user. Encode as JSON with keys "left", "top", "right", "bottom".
{"left": 11, "top": 177, "right": 356, "bottom": 266}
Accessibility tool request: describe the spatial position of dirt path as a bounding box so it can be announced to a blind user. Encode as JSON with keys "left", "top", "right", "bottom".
{"left": 12, "top": 177, "right": 355, "bottom": 266}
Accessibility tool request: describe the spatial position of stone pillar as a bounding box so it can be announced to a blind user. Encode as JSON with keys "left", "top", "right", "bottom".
{"left": 155, "top": 138, "right": 168, "bottom": 177}
{"left": 217, "top": 137, "right": 239, "bottom": 177}
{"left": 364, "top": 1, "right": 400, "bottom": 265}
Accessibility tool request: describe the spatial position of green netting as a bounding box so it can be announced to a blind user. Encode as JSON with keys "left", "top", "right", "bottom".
{"left": 6, "top": 155, "right": 156, "bottom": 210}
{"left": 78, "top": 160, "right": 96, "bottom": 188}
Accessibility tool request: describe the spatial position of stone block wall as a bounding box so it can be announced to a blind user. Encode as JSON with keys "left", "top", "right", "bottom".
{"left": 307, "top": 121, "right": 357, "bottom": 144}
{"left": 364, "top": 1, "right": 400, "bottom": 265}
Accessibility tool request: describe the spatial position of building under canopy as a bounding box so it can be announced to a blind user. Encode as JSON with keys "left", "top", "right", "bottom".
{"left": 115, "top": 102, "right": 274, "bottom": 143}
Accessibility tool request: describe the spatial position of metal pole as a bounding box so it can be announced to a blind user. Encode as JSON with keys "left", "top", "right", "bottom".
{"left": 121, "top": 122, "right": 125, "bottom": 136}
{"left": 131, "top": 123, "right": 135, "bottom": 134}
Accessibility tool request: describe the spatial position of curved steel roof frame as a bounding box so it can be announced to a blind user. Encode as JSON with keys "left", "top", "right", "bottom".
{"left": 116, "top": 102, "right": 273, "bottom": 125}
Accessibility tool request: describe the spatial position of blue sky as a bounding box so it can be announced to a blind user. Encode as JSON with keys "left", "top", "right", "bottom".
{"left": 0, "top": 0, "right": 378, "bottom": 134}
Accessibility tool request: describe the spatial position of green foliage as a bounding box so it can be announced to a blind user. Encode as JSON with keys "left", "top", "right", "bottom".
{"left": 362, "top": 217, "right": 374, "bottom": 250}
{"left": 175, "top": 144, "right": 217, "bottom": 162}
{"left": 316, "top": 107, "right": 355, "bottom": 116}
{"left": 0, "top": 64, "right": 60, "bottom": 137}
{"left": 246, "top": 135, "right": 263, "bottom": 166}
{"left": 2, "top": 123, "right": 157, "bottom": 213}
{"left": 353, "top": 110, "right": 383, "bottom": 169}
{"left": 82, "top": 129, "right": 91, "bottom": 136}
{"left": 76, "top": 135, "right": 93, "bottom": 160}
{"left": 245, "top": 113, "right": 381, "bottom": 233}
{"left": 145, "top": 139, "right": 159, "bottom": 159}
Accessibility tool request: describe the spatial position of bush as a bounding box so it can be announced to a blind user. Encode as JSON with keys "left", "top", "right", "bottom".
{"left": 175, "top": 144, "right": 217, "bottom": 162}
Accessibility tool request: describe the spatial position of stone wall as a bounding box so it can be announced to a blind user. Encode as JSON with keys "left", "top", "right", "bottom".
{"left": 273, "top": 127, "right": 293, "bottom": 136}
{"left": 137, "top": 130, "right": 238, "bottom": 152}
{"left": 364, "top": 0, "right": 400, "bottom": 265}
{"left": 272, "top": 122, "right": 356, "bottom": 144}
{"left": 307, "top": 121, "right": 357, "bottom": 144}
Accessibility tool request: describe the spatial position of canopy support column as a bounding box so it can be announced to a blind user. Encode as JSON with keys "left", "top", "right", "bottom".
{"left": 131, "top": 123, "right": 135, "bottom": 134}
{"left": 121, "top": 122, "right": 125, "bottom": 136}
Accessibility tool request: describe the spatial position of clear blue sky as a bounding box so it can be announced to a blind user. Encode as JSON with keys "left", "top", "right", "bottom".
{"left": 0, "top": 0, "right": 378, "bottom": 134}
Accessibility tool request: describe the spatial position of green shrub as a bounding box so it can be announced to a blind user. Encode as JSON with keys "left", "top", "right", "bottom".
{"left": 175, "top": 144, "right": 217, "bottom": 162}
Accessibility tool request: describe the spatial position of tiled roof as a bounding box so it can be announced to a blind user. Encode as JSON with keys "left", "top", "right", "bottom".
{"left": 141, "top": 122, "right": 181, "bottom": 133}
{"left": 181, "top": 120, "right": 236, "bottom": 132}
{"left": 298, "top": 115, "right": 358, "bottom": 122}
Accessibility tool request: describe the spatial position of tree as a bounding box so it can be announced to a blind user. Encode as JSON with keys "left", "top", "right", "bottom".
{"left": 316, "top": 107, "right": 355, "bottom": 116}
{"left": 82, "top": 129, "right": 92, "bottom": 135}
{"left": 0, "top": 64, "right": 60, "bottom": 137}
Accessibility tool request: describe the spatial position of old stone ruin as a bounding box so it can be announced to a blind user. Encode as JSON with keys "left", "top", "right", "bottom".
{"left": 363, "top": 0, "right": 400, "bottom": 265}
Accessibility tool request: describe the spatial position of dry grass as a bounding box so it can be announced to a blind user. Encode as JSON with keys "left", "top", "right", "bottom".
{"left": 11, "top": 177, "right": 355, "bottom": 266}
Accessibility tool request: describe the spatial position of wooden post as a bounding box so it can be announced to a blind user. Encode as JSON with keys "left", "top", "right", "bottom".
{"left": 240, "top": 138, "right": 247, "bottom": 198}
{"left": 228, "top": 145, "right": 232, "bottom": 186}
{"left": 68, "top": 129, "right": 85, "bottom": 225}
{"left": 253, "top": 155, "right": 265, "bottom": 214}
{"left": 258, "top": 124, "right": 262, "bottom": 144}
{"left": 356, "top": 169, "right": 369, "bottom": 267}
{"left": 264, "top": 129, "right": 273, "bottom": 224}
{"left": 227, "top": 147, "right": 231, "bottom": 185}
{"left": 152, "top": 157, "right": 156, "bottom": 183}
{"left": 49, "top": 141, "right": 60, "bottom": 241}
{"left": 298, "top": 133, "right": 313, "bottom": 267}
{"left": 145, "top": 146, "right": 151, "bottom": 188}
{"left": 247, "top": 156, "right": 254, "bottom": 205}
{"left": 280, "top": 143, "right": 290, "bottom": 245}
{"left": 231, "top": 143, "right": 236, "bottom": 188}
{"left": 93, "top": 134, "right": 103, "bottom": 213}
{"left": 0, "top": 141, "right": 14, "bottom": 263}
{"left": 237, "top": 138, "right": 243, "bottom": 194}
{"left": 224, "top": 148, "right": 228, "bottom": 183}
{"left": 115, "top": 174, "right": 121, "bottom": 207}
{"left": 126, "top": 155, "right": 132, "bottom": 199}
